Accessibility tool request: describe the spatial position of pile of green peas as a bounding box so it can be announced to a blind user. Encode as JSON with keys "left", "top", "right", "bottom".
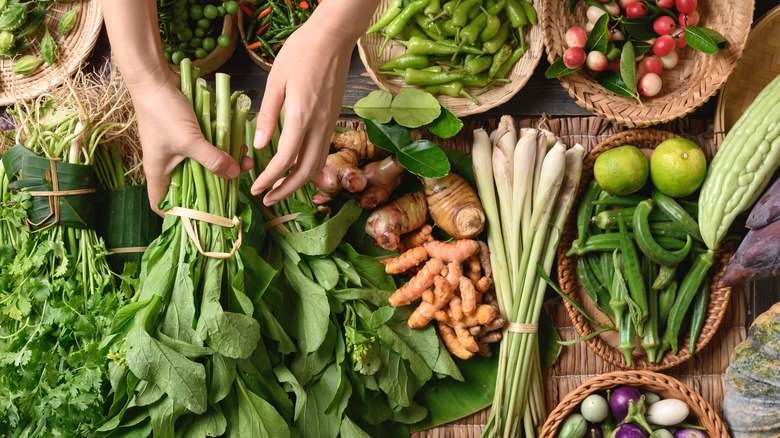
{"left": 158, "top": 0, "right": 239, "bottom": 64}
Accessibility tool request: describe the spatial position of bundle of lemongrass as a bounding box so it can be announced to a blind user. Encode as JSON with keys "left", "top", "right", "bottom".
{"left": 473, "top": 117, "right": 585, "bottom": 437}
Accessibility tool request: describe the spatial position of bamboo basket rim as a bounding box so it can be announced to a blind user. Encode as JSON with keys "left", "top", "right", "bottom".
{"left": 357, "top": 0, "right": 545, "bottom": 117}
{"left": 236, "top": 7, "right": 272, "bottom": 72}
{"left": 540, "top": 0, "right": 754, "bottom": 128}
{"left": 715, "top": 3, "right": 780, "bottom": 142}
{"left": 0, "top": 0, "right": 103, "bottom": 106}
{"left": 170, "top": 14, "right": 238, "bottom": 76}
{"left": 539, "top": 370, "right": 730, "bottom": 437}
{"left": 556, "top": 129, "right": 734, "bottom": 371}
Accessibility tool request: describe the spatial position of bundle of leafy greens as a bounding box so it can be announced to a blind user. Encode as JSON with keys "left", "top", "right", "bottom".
{"left": 249, "top": 112, "right": 465, "bottom": 437}
{"left": 0, "top": 71, "right": 133, "bottom": 437}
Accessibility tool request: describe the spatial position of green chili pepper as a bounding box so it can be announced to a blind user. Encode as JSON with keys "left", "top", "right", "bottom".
{"left": 402, "top": 36, "right": 483, "bottom": 55}
{"left": 461, "top": 72, "right": 489, "bottom": 87}
{"left": 488, "top": 43, "right": 512, "bottom": 78}
{"left": 688, "top": 276, "right": 709, "bottom": 355}
{"left": 401, "top": 20, "right": 430, "bottom": 40}
{"left": 479, "top": 14, "right": 502, "bottom": 41}
{"left": 385, "top": 0, "right": 430, "bottom": 39}
{"left": 269, "top": 2, "right": 289, "bottom": 25}
{"left": 518, "top": 0, "right": 537, "bottom": 25}
{"left": 464, "top": 55, "right": 492, "bottom": 75}
{"left": 439, "top": 19, "right": 459, "bottom": 36}
{"left": 379, "top": 53, "right": 430, "bottom": 70}
{"left": 413, "top": 13, "right": 446, "bottom": 40}
{"left": 424, "top": 81, "right": 479, "bottom": 103}
{"left": 482, "top": 21, "right": 510, "bottom": 54}
{"left": 460, "top": 12, "right": 488, "bottom": 44}
{"left": 439, "top": 38, "right": 484, "bottom": 55}
{"left": 367, "top": 0, "right": 403, "bottom": 33}
{"left": 505, "top": 0, "right": 528, "bottom": 28}
{"left": 494, "top": 44, "right": 527, "bottom": 79}
{"left": 442, "top": 0, "right": 458, "bottom": 15}
{"left": 379, "top": 67, "right": 463, "bottom": 85}
{"left": 451, "top": 0, "right": 479, "bottom": 27}
{"left": 421, "top": 65, "right": 444, "bottom": 72}
{"left": 486, "top": 0, "right": 508, "bottom": 15}
{"left": 424, "top": 0, "right": 441, "bottom": 15}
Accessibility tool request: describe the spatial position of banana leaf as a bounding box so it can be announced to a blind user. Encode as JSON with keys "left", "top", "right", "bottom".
{"left": 1, "top": 144, "right": 98, "bottom": 230}
{"left": 97, "top": 185, "right": 162, "bottom": 274}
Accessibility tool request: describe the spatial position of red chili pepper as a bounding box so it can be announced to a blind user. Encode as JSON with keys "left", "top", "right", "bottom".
{"left": 239, "top": 4, "right": 255, "bottom": 16}
{"left": 299, "top": 1, "right": 309, "bottom": 9}
{"left": 246, "top": 41, "right": 264, "bottom": 50}
{"left": 256, "top": 22, "right": 271, "bottom": 36}
{"left": 257, "top": 6, "right": 272, "bottom": 20}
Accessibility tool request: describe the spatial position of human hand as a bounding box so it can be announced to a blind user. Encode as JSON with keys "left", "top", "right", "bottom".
{"left": 249, "top": 17, "right": 357, "bottom": 205}
{"left": 132, "top": 68, "right": 252, "bottom": 214}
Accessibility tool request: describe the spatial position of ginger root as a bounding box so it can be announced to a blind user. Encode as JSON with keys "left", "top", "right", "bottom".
{"left": 331, "top": 129, "right": 389, "bottom": 162}
{"left": 359, "top": 155, "right": 405, "bottom": 210}
{"left": 311, "top": 149, "right": 367, "bottom": 204}
{"left": 365, "top": 192, "right": 428, "bottom": 251}
{"left": 423, "top": 172, "right": 485, "bottom": 239}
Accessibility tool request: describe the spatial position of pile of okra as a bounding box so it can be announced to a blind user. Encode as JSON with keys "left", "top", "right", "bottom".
{"left": 370, "top": 0, "right": 536, "bottom": 102}
{"left": 568, "top": 180, "right": 714, "bottom": 367}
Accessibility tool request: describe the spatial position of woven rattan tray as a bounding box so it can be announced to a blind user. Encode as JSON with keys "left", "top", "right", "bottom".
{"left": 0, "top": 0, "right": 103, "bottom": 106}
{"left": 540, "top": 370, "right": 729, "bottom": 437}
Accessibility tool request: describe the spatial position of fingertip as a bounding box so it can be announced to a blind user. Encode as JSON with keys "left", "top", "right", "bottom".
{"left": 253, "top": 128, "right": 267, "bottom": 149}
{"left": 240, "top": 156, "right": 254, "bottom": 172}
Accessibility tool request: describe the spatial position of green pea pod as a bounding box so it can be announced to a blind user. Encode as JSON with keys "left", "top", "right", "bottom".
{"left": 482, "top": 21, "right": 510, "bottom": 54}
{"left": 379, "top": 53, "right": 430, "bottom": 71}
{"left": 366, "top": 0, "right": 403, "bottom": 34}
{"left": 424, "top": 81, "right": 478, "bottom": 103}
{"left": 488, "top": 43, "right": 512, "bottom": 79}
{"left": 688, "top": 277, "right": 709, "bottom": 355}
{"left": 479, "top": 15, "right": 502, "bottom": 41}
{"left": 385, "top": 0, "right": 431, "bottom": 38}
{"left": 486, "top": 0, "right": 508, "bottom": 15}
{"left": 505, "top": 0, "right": 528, "bottom": 28}
{"left": 379, "top": 67, "right": 463, "bottom": 85}
{"left": 494, "top": 44, "right": 527, "bottom": 79}
{"left": 464, "top": 55, "right": 492, "bottom": 75}
{"left": 451, "top": 0, "right": 479, "bottom": 27}
{"left": 518, "top": 0, "right": 537, "bottom": 25}
{"left": 460, "top": 12, "right": 488, "bottom": 44}
{"left": 633, "top": 200, "right": 692, "bottom": 266}
{"left": 413, "top": 13, "right": 446, "bottom": 40}
{"left": 424, "top": 0, "right": 441, "bottom": 15}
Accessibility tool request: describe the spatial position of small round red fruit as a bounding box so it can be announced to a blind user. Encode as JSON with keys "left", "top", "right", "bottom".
{"left": 626, "top": 2, "right": 648, "bottom": 18}
{"left": 565, "top": 26, "right": 588, "bottom": 48}
{"left": 617, "top": 0, "right": 635, "bottom": 9}
{"left": 608, "top": 28, "right": 625, "bottom": 42}
{"left": 563, "top": 47, "right": 587, "bottom": 69}
{"left": 659, "top": 49, "right": 679, "bottom": 69}
{"left": 587, "top": 5, "right": 607, "bottom": 23}
{"left": 653, "top": 34, "right": 675, "bottom": 57}
{"left": 675, "top": 0, "right": 697, "bottom": 14}
{"left": 672, "top": 28, "right": 688, "bottom": 48}
{"left": 638, "top": 72, "right": 663, "bottom": 97}
{"left": 657, "top": 0, "right": 674, "bottom": 6}
{"left": 638, "top": 56, "right": 663, "bottom": 76}
{"left": 653, "top": 16, "right": 676, "bottom": 35}
{"left": 604, "top": 1, "right": 621, "bottom": 16}
{"left": 606, "top": 59, "right": 621, "bottom": 72}
{"left": 678, "top": 10, "right": 700, "bottom": 27}
{"left": 586, "top": 50, "right": 609, "bottom": 72}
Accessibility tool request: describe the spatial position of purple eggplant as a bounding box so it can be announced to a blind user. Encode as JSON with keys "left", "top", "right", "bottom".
{"left": 610, "top": 386, "right": 642, "bottom": 421}
{"left": 672, "top": 429, "right": 708, "bottom": 438}
{"left": 721, "top": 219, "right": 780, "bottom": 286}
{"left": 613, "top": 423, "right": 646, "bottom": 438}
{"left": 587, "top": 424, "right": 603, "bottom": 438}
{"left": 746, "top": 176, "right": 780, "bottom": 230}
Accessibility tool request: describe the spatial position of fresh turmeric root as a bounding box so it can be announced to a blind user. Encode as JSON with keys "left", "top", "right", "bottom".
{"left": 311, "top": 149, "right": 367, "bottom": 204}
{"left": 423, "top": 239, "right": 480, "bottom": 263}
{"left": 365, "top": 192, "right": 428, "bottom": 251}
{"left": 423, "top": 172, "right": 485, "bottom": 239}
{"left": 388, "top": 257, "right": 443, "bottom": 307}
{"left": 384, "top": 246, "right": 428, "bottom": 275}
{"left": 408, "top": 276, "right": 454, "bottom": 329}
{"left": 331, "top": 129, "right": 389, "bottom": 161}
{"left": 439, "top": 324, "right": 475, "bottom": 360}
{"left": 359, "top": 155, "right": 405, "bottom": 210}
{"left": 398, "top": 224, "right": 434, "bottom": 253}
{"left": 459, "top": 277, "right": 478, "bottom": 316}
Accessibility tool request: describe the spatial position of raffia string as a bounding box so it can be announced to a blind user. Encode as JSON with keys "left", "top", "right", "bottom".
{"left": 107, "top": 246, "right": 148, "bottom": 254}
{"left": 25, "top": 159, "right": 97, "bottom": 232}
{"left": 165, "top": 206, "right": 242, "bottom": 259}
{"left": 264, "top": 212, "right": 301, "bottom": 231}
{"left": 505, "top": 322, "right": 538, "bottom": 334}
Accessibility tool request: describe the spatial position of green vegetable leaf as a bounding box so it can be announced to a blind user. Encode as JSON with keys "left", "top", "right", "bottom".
{"left": 209, "top": 353, "right": 236, "bottom": 404}
{"left": 280, "top": 200, "right": 363, "bottom": 256}
{"left": 396, "top": 139, "right": 450, "bottom": 178}
{"left": 598, "top": 71, "right": 639, "bottom": 98}
{"left": 296, "top": 363, "right": 347, "bottom": 438}
{"left": 622, "top": 16, "right": 658, "bottom": 41}
{"left": 697, "top": 26, "right": 727, "bottom": 46}
{"left": 235, "top": 377, "right": 292, "bottom": 438}
{"left": 339, "top": 243, "right": 396, "bottom": 291}
{"left": 352, "top": 90, "right": 393, "bottom": 123}
{"left": 646, "top": 3, "right": 677, "bottom": 20}
{"left": 585, "top": 14, "right": 609, "bottom": 53}
{"left": 283, "top": 257, "right": 330, "bottom": 353}
{"left": 426, "top": 105, "right": 463, "bottom": 139}
{"left": 363, "top": 118, "right": 411, "bottom": 154}
{"left": 274, "top": 364, "right": 307, "bottom": 421}
{"left": 545, "top": 57, "right": 581, "bottom": 79}
{"left": 389, "top": 88, "right": 441, "bottom": 128}
{"left": 329, "top": 288, "right": 393, "bottom": 307}
{"left": 309, "top": 257, "right": 340, "bottom": 290}
{"left": 685, "top": 25, "right": 725, "bottom": 54}
{"left": 149, "top": 395, "right": 187, "bottom": 437}
{"left": 204, "top": 309, "right": 262, "bottom": 359}
{"left": 442, "top": 147, "right": 475, "bottom": 188}
{"left": 177, "top": 407, "right": 227, "bottom": 437}
{"left": 340, "top": 416, "right": 372, "bottom": 438}
{"left": 568, "top": 0, "right": 578, "bottom": 14}
{"left": 539, "top": 310, "right": 562, "bottom": 369}
{"left": 630, "top": 40, "right": 652, "bottom": 57}
{"left": 620, "top": 40, "right": 637, "bottom": 96}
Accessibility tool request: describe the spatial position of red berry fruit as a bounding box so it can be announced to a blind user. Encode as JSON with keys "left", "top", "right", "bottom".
{"left": 626, "top": 2, "right": 648, "bottom": 18}
{"left": 565, "top": 26, "right": 588, "bottom": 48}
{"left": 675, "top": 0, "right": 697, "bottom": 14}
{"left": 678, "top": 10, "right": 700, "bottom": 27}
{"left": 657, "top": 0, "right": 674, "bottom": 6}
{"left": 563, "top": 47, "right": 587, "bottom": 69}
{"left": 604, "top": 1, "right": 621, "bottom": 16}
{"left": 639, "top": 72, "right": 663, "bottom": 97}
{"left": 653, "top": 34, "right": 675, "bottom": 57}
{"left": 672, "top": 27, "right": 688, "bottom": 48}
{"left": 638, "top": 56, "right": 663, "bottom": 76}
{"left": 653, "top": 16, "right": 676, "bottom": 35}
{"left": 586, "top": 50, "right": 609, "bottom": 72}
{"left": 659, "top": 49, "right": 679, "bottom": 69}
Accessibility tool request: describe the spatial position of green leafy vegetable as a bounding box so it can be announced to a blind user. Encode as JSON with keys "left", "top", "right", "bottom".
{"left": 426, "top": 105, "right": 463, "bottom": 139}
{"left": 364, "top": 119, "right": 450, "bottom": 178}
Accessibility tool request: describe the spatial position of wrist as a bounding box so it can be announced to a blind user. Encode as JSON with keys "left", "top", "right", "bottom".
{"left": 124, "top": 63, "right": 177, "bottom": 100}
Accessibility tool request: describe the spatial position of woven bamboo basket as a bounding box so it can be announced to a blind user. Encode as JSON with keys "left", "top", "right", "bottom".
{"left": 540, "top": 370, "right": 729, "bottom": 437}
{"left": 541, "top": 0, "right": 754, "bottom": 127}
{"left": 715, "top": 4, "right": 780, "bottom": 141}
{"left": 0, "top": 0, "right": 103, "bottom": 106}
{"left": 357, "top": 0, "right": 545, "bottom": 117}
{"left": 170, "top": 14, "right": 238, "bottom": 76}
{"left": 556, "top": 129, "right": 734, "bottom": 371}
{"left": 237, "top": 7, "right": 272, "bottom": 72}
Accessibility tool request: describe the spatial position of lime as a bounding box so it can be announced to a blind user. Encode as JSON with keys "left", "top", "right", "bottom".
{"left": 203, "top": 4, "right": 218, "bottom": 19}
{"left": 650, "top": 138, "right": 707, "bottom": 198}
{"left": 225, "top": 1, "right": 239, "bottom": 15}
{"left": 593, "top": 145, "right": 650, "bottom": 195}
{"left": 202, "top": 36, "right": 216, "bottom": 52}
{"left": 217, "top": 33, "right": 232, "bottom": 47}
{"left": 188, "top": 4, "right": 203, "bottom": 20}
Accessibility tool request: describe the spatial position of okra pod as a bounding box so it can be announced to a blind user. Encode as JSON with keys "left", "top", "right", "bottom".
{"left": 688, "top": 277, "right": 709, "bottom": 355}
{"left": 652, "top": 264, "right": 677, "bottom": 290}
{"left": 633, "top": 200, "right": 692, "bottom": 266}
{"left": 661, "top": 250, "right": 714, "bottom": 354}
{"left": 652, "top": 190, "right": 703, "bottom": 242}
{"left": 580, "top": 255, "right": 614, "bottom": 315}
{"left": 657, "top": 280, "right": 677, "bottom": 330}
{"left": 641, "top": 258, "right": 661, "bottom": 363}
{"left": 619, "top": 216, "right": 649, "bottom": 321}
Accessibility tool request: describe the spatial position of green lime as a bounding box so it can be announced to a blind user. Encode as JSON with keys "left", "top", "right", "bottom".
{"left": 203, "top": 4, "right": 218, "bottom": 19}
{"left": 593, "top": 145, "right": 650, "bottom": 196}
{"left": 224, "top": 1, "right": 239, "bottom": 15}
{"left": 188, "top": 4, "right": 203, "bottom": 20}
{"left": 217, "top": 33, "right": 231, "bottom": 47}
{"left": 217, "top": 6, "right": 226, "bottom": 16}
{"left": 202, "top": 36, "right": 216, "bottom": 51}
{"left": 190, "top": 37, "right": 202, "bottom": 48}
{"left": 195, "top": 48, "right": 208, "bottom": 59}
{"left": 196, "top": 17, "right": 211, "bottom": 29}
{"left": 177, "top": 28, "right": 193, "bottom": 42}
{"left": 650, "top": 138, "right": 707, "bottom": 198}
{"left": 194, "top": 27, "right": 205, "bottom": 37}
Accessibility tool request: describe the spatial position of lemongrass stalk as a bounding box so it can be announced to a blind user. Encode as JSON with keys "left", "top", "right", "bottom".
{"left": 511, "top": 129, "right": 537, "bottom": 268}
{"left": 493, "top": 117, "right": 516, "bottom": 256}
{"left": 532, "top": 130, "right": 557, "bottom": 205}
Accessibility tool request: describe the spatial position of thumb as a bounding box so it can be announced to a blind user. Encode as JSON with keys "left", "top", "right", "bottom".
{"left": 188, "top": 138, "right": 240, "bottom": 179}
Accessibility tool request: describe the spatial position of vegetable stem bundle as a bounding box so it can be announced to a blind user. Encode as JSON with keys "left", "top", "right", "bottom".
{"left": 473, "top": 117, "right": 585, "bottom": 437}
